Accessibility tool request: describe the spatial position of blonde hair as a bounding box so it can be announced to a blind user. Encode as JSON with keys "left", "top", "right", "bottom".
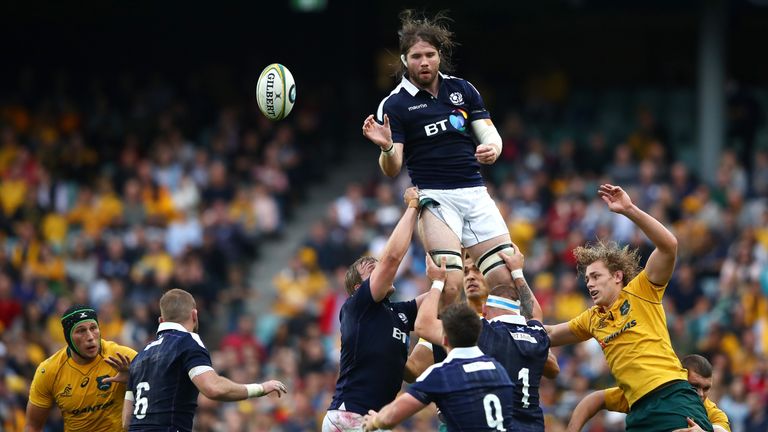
{"left": 573, "top": 241, "right": 641, "bottom": 286}
{"left": 344, "top": 257, "right": 378, "bottom": 296}
{"left": 159, "top": 289, "right": 196, "bottom": 323}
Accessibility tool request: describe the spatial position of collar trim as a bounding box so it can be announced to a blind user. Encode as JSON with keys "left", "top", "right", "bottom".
{"left": 400, "top": 72, "right": 447, "bottom": 97}
{"left": 488, "top": 314, "right": 528, "bottom": 325}
{"left": 157, "top": 322, "right": 189, "bottom": 333}
{"left": 445, "top": 345, "right": 484, "bottom": 362}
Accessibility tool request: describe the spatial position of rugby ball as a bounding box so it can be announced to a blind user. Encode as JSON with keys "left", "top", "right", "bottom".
{"left": 256, "top": 63, "right": 296, "bottom": 121}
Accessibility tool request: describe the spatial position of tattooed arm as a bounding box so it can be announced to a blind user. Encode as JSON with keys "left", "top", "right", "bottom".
{"left": 499, "top": 249, "right": 543, "bottom": 322}
{"left": 513, "top": 276, "right": 541, "bottom": 321}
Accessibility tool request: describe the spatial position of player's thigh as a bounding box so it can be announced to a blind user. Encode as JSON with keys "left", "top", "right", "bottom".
{"left": 461, "top": 186, "right": 508, "bottom": 248}
{"left": 418, "top": 203, "right": 462, "bottom": 249}
{"left": 322, "top": 410, "right": 366, "bottom": 432}
{"left": 466, "top": 234, "right": 515, "bottom": 289}
{"left": 419, "top": 209, "right": 464, "bottom": 304}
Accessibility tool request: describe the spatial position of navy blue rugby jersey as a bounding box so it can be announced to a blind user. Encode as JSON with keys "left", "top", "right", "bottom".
{"left": 127, "top": 322, "right": 213, "bottom": 432}
{"left": 376, "top": 73, "right": 492, "bottom": 190}
{"left": 407, "top": 346, "right": 514, "bottom": 431}
{"left": 478, "top": 315, "right": 550, "bottom": 432}
{"left": 328, "top": 279, "right": 418, "bottom": 415}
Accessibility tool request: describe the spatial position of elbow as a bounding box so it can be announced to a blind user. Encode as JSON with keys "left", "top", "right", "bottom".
{"left": 378, "top": 254, "right": 401, "bottom": 270}
{"left": 667, "top": 235, "right": 679, "bottom": 254}
{"left": 414, "top": 316, "right": 429, "bottom": 337}
{"left": 414, "top": 322, "right": 427, "bottom": 338}
{"left": 199, "top": 382, "right": 223, "bottom": 400}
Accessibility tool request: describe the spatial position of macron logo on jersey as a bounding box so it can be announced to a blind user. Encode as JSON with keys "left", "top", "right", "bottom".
{"left": 408, "top": 103, "right": 428, "bottom": 111}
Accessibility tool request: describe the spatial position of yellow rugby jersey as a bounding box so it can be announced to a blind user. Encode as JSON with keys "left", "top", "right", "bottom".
{"left": 704, "top": 398, "right": 731, "bottom": 431}
{"left": 604, "top": 387, "right": 730, "bottom": 431}
{"left": 568, "top": 270, "right": 687, "bottom": 407}
{"left": 28, "top": 340, "right": 136, "bottom": 431}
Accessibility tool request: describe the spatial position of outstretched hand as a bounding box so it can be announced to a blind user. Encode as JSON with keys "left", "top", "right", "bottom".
{"left": 598, "top": 183, "right": 633, "bottom": 214}
{"left": 261, "top": 380, "right": 288, "bottom": 398}
{"left": 102, "top": 352, "right": 133, "bottom": 384}
{"left": 426, "top": 255, "right": 447, "bottom": 283}
{"left": 362, "top": 114, "right": 393, "bottom": 150}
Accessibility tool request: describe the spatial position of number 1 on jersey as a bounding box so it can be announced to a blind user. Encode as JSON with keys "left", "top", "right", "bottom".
{"left": 518, "top": 368, "right": 530, "bottom": 408}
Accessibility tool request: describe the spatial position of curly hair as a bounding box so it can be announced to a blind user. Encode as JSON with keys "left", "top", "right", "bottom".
{"left": 397, "top": 9, "right": 457, "bottom": 77}
{"left": 573, "top": 241, "right": 641, "bottom": 287}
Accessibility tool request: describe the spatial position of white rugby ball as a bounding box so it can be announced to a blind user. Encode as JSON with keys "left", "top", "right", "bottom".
{"left": 256, "top": 63, "right": 296, "bottom": 121}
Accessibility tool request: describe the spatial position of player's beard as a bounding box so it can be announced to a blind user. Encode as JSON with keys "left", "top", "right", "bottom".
{"left": 413, "top": 69, "right": 437, "bottom": 88}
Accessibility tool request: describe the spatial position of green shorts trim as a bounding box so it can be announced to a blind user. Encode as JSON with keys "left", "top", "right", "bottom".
{"left": 626, "top": 380, "right": 713, "bottom": 432}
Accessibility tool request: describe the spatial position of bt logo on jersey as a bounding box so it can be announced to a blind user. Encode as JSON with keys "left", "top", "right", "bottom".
{"left": 392, "top": 327, "right": 407, "bottom": 344}
{"left": 424, "top": 108, "right": 468, "bottom": 136}
{"left": 424, "top": 119, "right": 449, "bottom": 136}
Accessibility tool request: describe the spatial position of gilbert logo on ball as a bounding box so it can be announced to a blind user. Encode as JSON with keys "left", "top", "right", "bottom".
{"left": 257, "top": 63, "right": 296, "bottom": 121}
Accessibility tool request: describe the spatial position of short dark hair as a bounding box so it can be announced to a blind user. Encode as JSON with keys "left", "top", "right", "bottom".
{"left": 397, "top": 9, "right": 456, "bottom": 77}
{"left": 344, "top": 256, "right": 377, "bottom": 296}
{"left": 681, "top": 354, "right": 713, "bottom": 378}
{"left": 441, "top": 303, "right": 481, "bottom": 348}
{"left": 489, "top": 284, "right": 520, "bottom": 301}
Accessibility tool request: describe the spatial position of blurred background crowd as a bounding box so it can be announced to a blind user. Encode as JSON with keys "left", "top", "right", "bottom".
{"left": 2, "top": 1, "right": 768, "bottom": 431}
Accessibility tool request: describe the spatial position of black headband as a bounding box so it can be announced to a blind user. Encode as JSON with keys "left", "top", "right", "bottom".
{"left": 61, "top": 307, "right": 98, "bottom": 357}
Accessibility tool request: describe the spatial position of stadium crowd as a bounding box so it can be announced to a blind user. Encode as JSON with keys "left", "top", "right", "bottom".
{"left": 1, "top": 69, "right": 767, "bottom": 431}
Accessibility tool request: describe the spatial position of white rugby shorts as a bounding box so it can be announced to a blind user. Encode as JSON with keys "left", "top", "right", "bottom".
{"left": 419, "top": 186, "right": 508, "bottom": 248}
{"left": 322, "top": 410, "right": 390, "bottom": 432}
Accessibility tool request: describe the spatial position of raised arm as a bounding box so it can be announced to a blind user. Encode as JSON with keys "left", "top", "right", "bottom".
{"left": 498, "top": 248, "right": 543, "bottom": 321}
{"left": 404, "top": 342, "right": 434, "bottom": 383}
{"left": 545, "top": 322, "right": 586, "bottom": 347}
{"left": 369, "top": 187, "right": 420, "bottom": 302}
{"left": 566, "top": 390, "right": 607, "bottom": 432}
{"left": 598, "top": 184, "right": 678, "bottom": 285}
{"left": 413, "top": 256, "right": 447, "bottom": 346}
{"left": 192, "top": 371, "right": 287, "bottom": 402}
{"left": 363, "top": 114, "right": 404, "bottom": 177}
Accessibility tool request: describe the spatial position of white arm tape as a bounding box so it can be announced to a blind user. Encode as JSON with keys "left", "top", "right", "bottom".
{"left": 124, "top": 391, "right": 135, "bottom": 402}
{"left": 511, "top": 269, "right": 524, "bottom": 280}
{"left": 246, "top": 383, "right": 264, "bottom": 398}
{"left": 417, "top": 338, "right": 434, "bottom": 350}
{"left": 431, "top": 280, "right": 445, "bottom": 292}
{"left": 471, "top": 119, "right": 502, "bottom": 154}
{"left": 188, "top": 365, "right": 214, "bottom": 379}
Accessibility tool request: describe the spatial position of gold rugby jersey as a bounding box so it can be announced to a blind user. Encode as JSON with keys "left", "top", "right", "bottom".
{"left": 29, "top": 340, "right": 136, "bottom": 431}
{"left": 568, "top": 270, "right": 687, "bottom": 406}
